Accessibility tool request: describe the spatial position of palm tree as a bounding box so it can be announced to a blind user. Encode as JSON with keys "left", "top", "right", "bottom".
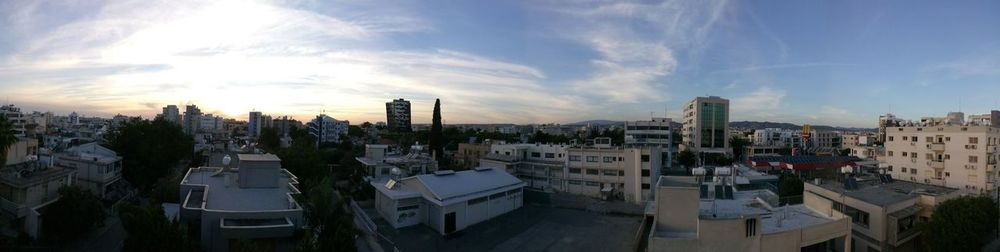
{"left": 0, "top": 115, "right": 17, "bottom": 166}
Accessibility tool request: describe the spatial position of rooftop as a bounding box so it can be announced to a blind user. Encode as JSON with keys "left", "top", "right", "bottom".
{"left": 412, "top": 168, "right": 524, "bottom": 202}
{"left": 237, "top": 153, "right": 281, "bottom": 162}
{"left": 813, "top": 176, "right": 957, "bottom": 206}
{"left": 182, "top": 167, "right": 299, "bottom": 211}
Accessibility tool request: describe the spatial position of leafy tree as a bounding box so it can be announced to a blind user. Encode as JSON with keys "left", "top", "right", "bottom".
{"left": 529, "top": 131, "right": 571, "bottom": 144}
{"left": 0, "top": 115, "right": 17, "bottom": 166}
{"left": 677, "top": 149, "right": 697, "bottom": 171}
{"left": 839, "top": 148, "right": 852, "bottom": 156}
{"left": 348, "top": 125, "right": 364, "bottom": 137}
{"left": 429, "top": 99, "right": 444, "bottom": 161}
{"left": 258, "top": 127, "right": 281, "bottom": 151}
{"left": 42, "top": 186, "right": 106, "bottom": 243}
{"left": 105, "top": 118, "right": 193, "bottom": 191}
{"left": 294, "top": 179, "right": 356, "bottom": 252}
{"left": 119, "top": 203, "right": 201, "bottom": 252}
{"left": 361, "top": 121, "right": 373, "bottom": 129}
{"left": 921, "top": 196, "right": 999, "bottom": 252}
{"left": 729, "top": 136, "right": 751, "bottom": 160}
{"left": 777, "top": 175, "right": 804, "bottom": 205}
{"left": 276, "top": 137, "right": 328, "bottom": 187}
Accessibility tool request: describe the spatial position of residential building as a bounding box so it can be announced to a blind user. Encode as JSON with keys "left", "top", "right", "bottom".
{"left": 179, "top": 154, "right": 303, "bottom": 252}
{"left": 646, "top": 176, "right": 851, "bottom": 252}
{"left": 183, "top": 105, "right": 202, "bottom": 135}
{"left": 810, "top": 131, "right": 843, "bottom": 149}
{"left": 68, "top": 111, "right": 79, "bottom": 125}
{"left": 752, "top": 128, "right": 804, "bottom": 148}
{"left": 967, "top": 111, "right": 1000, "bottom": 126}
{"left": 878, "top": 114, "right": 903, "bottom": 143}
{"left": 842, "top": 133, "right": 861, "bottom": 147}
{"left": 371, "top": 168, "right": 524, "bottom": 235}
{"left": 455, "top": 142, "right": 493, "bottom": 169}
{"left": 804, "top": 175, "right": 960, "bottom": 252}
{"left": 25, "top": 111, "right": 53, "bottom": 135}
{"left": 0, "top": 104, "right": 27, "bottom": 137}
{"left": 0, "top": 138, "right": 76, "bottom": 238}
{"left": 307, "top": 114, "right": 349, "bottom": 145}
{"left": 682, "top": 96, "right": 730, "bottom": 156}
{"left": 356, "top": 144, "right": 439, "bottom": 178}
{"left": 479, "top": 139, "right": 663, "bottom": 203}
{"left": 883, "top": 124, "right": 1000, "bottom": 195}
{"left": 199, "top": 114, "right": 225, "bottom": 132}
{"left": 625, "top": 117, "right": 673, "bottom": 170}
{"left": 53, "top": 143, "right": 126, "bottom": 200}
{"left": 385, "top": 98, "right": 412, "bottom": 132}
{"left": 272, "top": 116, "right": 301, "bottom": 137}
{"left": 160, "top": 105, "right": 182, "bottom": 124}
{"left": 248, "top": 111, "right": 263, "bottom": 137}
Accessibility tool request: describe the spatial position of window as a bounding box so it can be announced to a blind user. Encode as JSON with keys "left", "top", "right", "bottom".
{"left": 618, "top": 170, "right": 625, "bottom": 176}
{"left": 569, "top": 155, "right": 581, "bottom": 161}
{"left": 832, "top": 202, "right": 870, "bottom": 228}
{"left": 970, "top": 137, "right": 979, "bottom": 144}
{"left": 618, "top": 157, "right": 624, "bottom": 161}
{"left": 545, "top": 153, "right": 555, "bottom": 158}
{"left": 602, "top": 170, "right": 618, "bottom": 176}
{"left": 911, "top": 169, "right": 917, "bottom": 174}
{"left": 925, "top": 153, "right": 933, "bottom": 160}
{"left": 946, "top": 137, "right": 951, "bottom": 141}
{"left": 641, "top": 169, "right": 650, "bottom": 177}
{"left": 586, "top": 156, "right": 598, "bottom": 162}
{"left": 901, "top": 167, "right": 907, "bottom": 172}
{"left": 887, "top": 166, "right": 893, "bottom": 172}
{"left": 970, "top": 155, "right": 979, "bottom": 163}
{"left": 397, "top": 205, "right": 419, "bottom": 211}
{"left": 897, "top": 215, "right": 915, "bottom": 235}
{"left": 745, "top": 219, "right": 757, "bottom": 237}
{"left": 945, "top": 172, "right": 950, "bottom": 177}
{"left": 641, "top": 155, "right": 650, "bottom": 162}
{"left": 888, "top": 151, "right": 894, "bottom": 157}
{"left": 926, "top": 137, "right": 933, "bottom": 142}
{"left": 586, "top": 169, "right": 599, "bottom": 175}
{"left": 603, "top": 156, "right": 614, "bottom": 163}
{"left": 569, "top": 168, "right": 581, "bottom": 174}
{"left": 489, "top": 192, "right": 506, "bottom": 199}
{"left": 889, "top": 136, "right": 894, "bottom": 141}
{"left": 469, "top": 196, "right": 488, "bottom": 205}
{"left": 903, "top": 136, "right": 908, "bottom": 141}
{"left": 585, "top": 181, "right": 600, "bottom": 187}
{"left": 902, "top": 152, "right": 908, "bottom": 157}
{"left": 911, "top": 136, "right": 917, "bottom": 142}
{"left": 641, "top": 183, "right": 650, "bottom": 189}
{"left": 945, "top": 154, "right": 951, "bottom": 160}
{"left": 531, "top": 152, "right": 540, "bottom": 158}
{"left": 568, "top": 180, "right": 582, "bottom": 185}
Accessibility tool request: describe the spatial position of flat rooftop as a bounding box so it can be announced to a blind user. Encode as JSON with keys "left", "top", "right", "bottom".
{"left": 237, "top": 153, "right": 281, "bottom": 162}
{"left": 182, "top": 167, "right": 297, "bottom": 211}
{"left": 814, "top": 177, "right": 957, "bottom": 206}
{"left": 657, "top": 176, "right": 699, "bottom": 188}
{"left": 760, "top": 204, "right": 839, "bottom": 234}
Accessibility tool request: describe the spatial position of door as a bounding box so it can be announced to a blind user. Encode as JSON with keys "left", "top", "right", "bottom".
{"left": 444, "top": 212, "right": 457, "bottom": 234}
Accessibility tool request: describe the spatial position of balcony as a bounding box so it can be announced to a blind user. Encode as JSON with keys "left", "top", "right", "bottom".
{"left": 929, "top": 161, "right": 945, "bottom": 170}
{"left": 987, "top": 164, "right": 996, "bottom": 172}
{"left": 989, "top": 145, "right": 998, "bottom": 153}
{"left": 929, "top": 143, "right": 945, "bottom": 152}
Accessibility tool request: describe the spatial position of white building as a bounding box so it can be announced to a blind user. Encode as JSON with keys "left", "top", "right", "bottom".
{"left": 883, "top": 124, "right": 1000, "bottom": 195}
{"left": 646, "top": 176, "right": 851, "bottom": 252}
{"left": 307, "top": 114, "right": 349, "bottom": 145}
{"left": 385, "top": 98, "right": 412, "bottom": 132}
{"left": 0, "top": 138, "right": 76, "bottom": 238}
{"left": 1, "top": 104, "right": 27, "bottom": 137}
{"left": 371, "top": 168, "right": 524, "bottom": 235}
{"left": 626, "top": 117, "right": 673, "bottom": 170}
{"left": 682, "top": 96, "right": 730, "bottom": 156}
{"left": 752, "top": 128, "right": 804, "bottom": 148}
{"left": 160, "top": 105, "right": 182, "bottom": 125}
{"left": 183, "top": 105, "right": 202, "bottom": 135}
{"left": 54, "top": 143, "right": 126, "bottom": 200}
{"left": 356, "top": 144, "right": 439, "bottom": 178}
{"left": 179, "top": 154, "right": 303, "bottom": 252}
{"left": 248, "top": 111, "right": 263, "bottom": 138}
{"left": 199, "top": 114, "right": 225, "bottom": 132}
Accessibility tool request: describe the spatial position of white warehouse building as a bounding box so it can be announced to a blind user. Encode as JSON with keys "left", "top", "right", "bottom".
{"left": 371, "top": 168, "right": 524, "bottom": 235}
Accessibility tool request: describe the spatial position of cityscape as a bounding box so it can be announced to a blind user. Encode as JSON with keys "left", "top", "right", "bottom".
{"left": 1, "top": 1, "right": 999, "bottom": 252}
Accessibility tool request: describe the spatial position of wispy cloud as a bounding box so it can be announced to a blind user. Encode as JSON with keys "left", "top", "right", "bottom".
{"left": 731, "top": 86, "right": 786, "bottom": 119}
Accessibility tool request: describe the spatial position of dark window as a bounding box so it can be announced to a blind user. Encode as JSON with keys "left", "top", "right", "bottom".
{"left": 469, "top": 196, "right": 488, "bottom": 205}
{"left": 531, "top": 152, "right": 540, "bottom": 158}
{"left": 545, "top": 153, "right": 555, "bottom": 158}
{"left": 641, "top": 155, "right": 650, "bottom": 162}
{"left": 586, "top": 156, "right": 598, "bottom": 162}
{"left": 569, "top": 155, "right": 581, "bottom": 161}
{"left": 569, "top": 168, "right": 581, "bottom": 174}
{"left": 641, "top": 183, "right": 650, "bottom": 189}
{"left": 585, "top": 169, "right": 599, "bottom": 175}
{"left": 489, "top": 192, "right": 506, "bottom": 199}
{"left": 397, "top": 205, "right": 419, "bottom": 211}
{"left": 641, "top": 169, "right": 650, "bottom": 177}
{"left": 745, "top": 219, "right": 757, "bottom": 237}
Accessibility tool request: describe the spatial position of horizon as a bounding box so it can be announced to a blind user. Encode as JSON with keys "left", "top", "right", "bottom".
{"left": 3, "top": 1, "right": 1000, "bottom": 127}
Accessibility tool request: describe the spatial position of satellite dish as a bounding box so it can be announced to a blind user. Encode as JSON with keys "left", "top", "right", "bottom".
{"left": 222, "top": 155, "right": 232, "bottom": 166}
{"left": 390, "top": 168, "right": 402, "bottom": 175}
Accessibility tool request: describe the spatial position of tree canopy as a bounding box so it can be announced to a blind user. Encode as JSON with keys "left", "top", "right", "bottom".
{"left": 105, "top": 118, "right": 193, "bottom": 191}
{"left": 119, "top": 203, "right": 201, "bottom": 252}
{"left": 42, "top": 186, "right": 106, "bottom": 243}
{"left": 921, "top": 195, "right": 998, "bottom": 252}
{"left": 677, "top": 149, "right": 696, "bottom": 169}
{"left": 0, "top": 115, "right": 17, "bottom": 166}
{"left": 429, "top": 99, "right": 444, "bottom": 161}
{"left": 729, "top": 136, "right": 751, "bottom": 161}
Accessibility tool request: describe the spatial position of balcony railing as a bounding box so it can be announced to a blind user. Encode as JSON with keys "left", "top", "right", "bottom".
{"left": 929, "top": 143, "right": 945, "bottom": 152}
{"left": 988, "top": 145, "right": 998, "bottom": 153}
{"left": 928, "top": 161, "right": 945, "bottom": 170}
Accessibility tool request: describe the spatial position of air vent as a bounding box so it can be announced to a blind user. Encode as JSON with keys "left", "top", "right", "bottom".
{"left": 433, "top": 170, "right": 455, "bottom": 176}
{"left": 474, "top": 167, "right": 492, "bottom": 172}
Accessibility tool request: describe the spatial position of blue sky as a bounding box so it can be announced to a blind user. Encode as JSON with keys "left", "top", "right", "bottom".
{"left": 1, "top": 0, "right": 999, "bottom": 127}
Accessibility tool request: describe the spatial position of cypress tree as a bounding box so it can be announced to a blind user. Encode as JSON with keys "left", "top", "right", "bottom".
{"left": 430, "top": 99, "right": 444, "bottom": 161}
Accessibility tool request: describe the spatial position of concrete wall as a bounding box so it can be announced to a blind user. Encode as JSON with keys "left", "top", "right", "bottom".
{"left": 654, "top": 185, "right": 698, "bottom": 233}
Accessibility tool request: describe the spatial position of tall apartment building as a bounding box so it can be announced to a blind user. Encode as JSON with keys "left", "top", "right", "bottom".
{"left": 307, "top": 114, "right": 349, "bottom": 145}
{"left": 810, "top": 131, "right": 843, "bottom": 149}
{"left": 199, "top": 114, "right": 224, "bottom": 132}
{"left": 160, "top": 105, "right": 182, "bottom": 124}
{"left": 183, "top": 105, "right": 202, "bottom": 135}
{"left": 0, "top": 104, "right": 27, "bottom": 137}
{"left": 625, "top": 118, "right": 673, "bottom": 170}
{"left": 385, "top": 98, "right": 412, "bottom": 132}
{"left": 479, "top": 139, "right": 664, "bottom": 203}
{"left": 682, "top": 96, "right": 730, "bottom": 155}
{"left": 248, "top": 111, "right": 263, "bottom": 137}
{"left": 884, "top": 125, "right": 1000, "bottom": 194}
{"left": 878, "top": 113, "right": 903, "bottom": 143}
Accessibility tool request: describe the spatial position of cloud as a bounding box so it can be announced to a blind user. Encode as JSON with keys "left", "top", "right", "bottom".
{"left": 929, "top": 51, "right": 1000, "bottom": 77}
{"left": 731, "top": 86, "right": 786, "bottom": 117}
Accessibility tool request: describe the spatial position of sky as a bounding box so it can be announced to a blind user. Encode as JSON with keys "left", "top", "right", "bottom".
{"left": 1, "top": 0, "right": 999, "bottom": 127}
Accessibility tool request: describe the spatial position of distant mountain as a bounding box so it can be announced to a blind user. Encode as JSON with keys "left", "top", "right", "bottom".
{"left": 567, "top": 120, "right": 623, "bottom": 126}
{"left": 729, "top": 121, "right": 875, "bottom": 132}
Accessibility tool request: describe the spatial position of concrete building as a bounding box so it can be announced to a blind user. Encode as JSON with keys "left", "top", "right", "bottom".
{"left": 68, "top": 111, "right": 79, "bottom": 126}
{"left": 878, "top": 114, "right": 903, "bottom": 144}
{"left": 0, "top": 138, "right": 76, "bottom": 238}
{"left": 455, "top": 142, "right": 493, "bottom": 169}
{"left": 479, "top": 139, "right": 664, "bottom": 203}
{"left": 967, "top": 111, "right": 1000, "bottom": 126}
{"left": 883, "top": 125, "right": 1000, "bottom": 195}
{"left": 356, "top": 144, "right": 439, "bottom": 178}
{"left": 199, "top": 114, "right": 225, "bottom": 132}
{"left": 0, "top": 104, "right": 27, "bottom": 137}
{"left": 625, "top": 117, "right": 673, "bottom": 170}
{"left": 682, "top": 96, "right": 730, "bottom": 156}
{"left": 183, "top": 105, "right": 202, "bottom": 135}
{"left": 752, "top": 128, "right": 804, "bottom": 148}
{"left": 160, "top": 105, "right": 182, "bottom": 125}
{"left": 248, "top": 111, "right": 263, "bottom": 138}
{"left": 646, "top": 176, "right": 851, "bottom": 252}
{"left": 371, "top": 168, "right": 524, "bottom": 235}
{"left": 179, "top": 154, "right": 304, "bottom": 252}
{"left": 307, "top": 114, "right": 349, "bottom": 145}
{"left": 53, "top": 143, "right": 125, "bottom": 200}
{"left": 385, "top": 98, "right": 412, "bottom": 132}
{"left": 810, "top": 131, "right": 843, "bottom": 149}
{"left": 804, "top": 175, "right": 960, "bottom": 252}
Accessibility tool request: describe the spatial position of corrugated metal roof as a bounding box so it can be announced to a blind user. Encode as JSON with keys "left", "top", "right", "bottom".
{"left": 413, "top": 168, "right": 523, "bottom": 201}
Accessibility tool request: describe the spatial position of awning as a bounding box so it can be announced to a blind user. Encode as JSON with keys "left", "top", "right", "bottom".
{"left": 889, "top": 205, "right": 924, "bottom": 219}
{"left": 601, "top": 186, "right": 614, "bottom": 192}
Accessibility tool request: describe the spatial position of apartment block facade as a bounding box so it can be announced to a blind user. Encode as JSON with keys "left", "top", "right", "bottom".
{"left": 682, "top": 96, "right": 730, "bottom": 155}
{"left": 625, "top": 118, "right": 673, "bottom": 170}
{"left": 883, "top": 125, "right": 1000, "bottom": 194}
{"left": 385, "top": 98, "right": 412, "bottom": 132}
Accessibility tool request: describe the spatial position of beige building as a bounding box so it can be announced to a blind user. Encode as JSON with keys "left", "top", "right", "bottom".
{"left": 53, "top": 143, "right": 125, "bottom": 200}
{"left": 0, "top": 138, "right": 76, "bottom": 238}
{"left": 682, "top": 96, "right": 730, "bottom": 155}
{"left": 647, "top": 176, "right": 851, "bottom": 252}
{"left": 455, "top": 142, "right": 493, "bottom": 169}
{"left": 804, "top": 176, "right": 959, "bottom": 252}
{"left": 883, "top": 125, "right": 1000, "bottom": 194}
